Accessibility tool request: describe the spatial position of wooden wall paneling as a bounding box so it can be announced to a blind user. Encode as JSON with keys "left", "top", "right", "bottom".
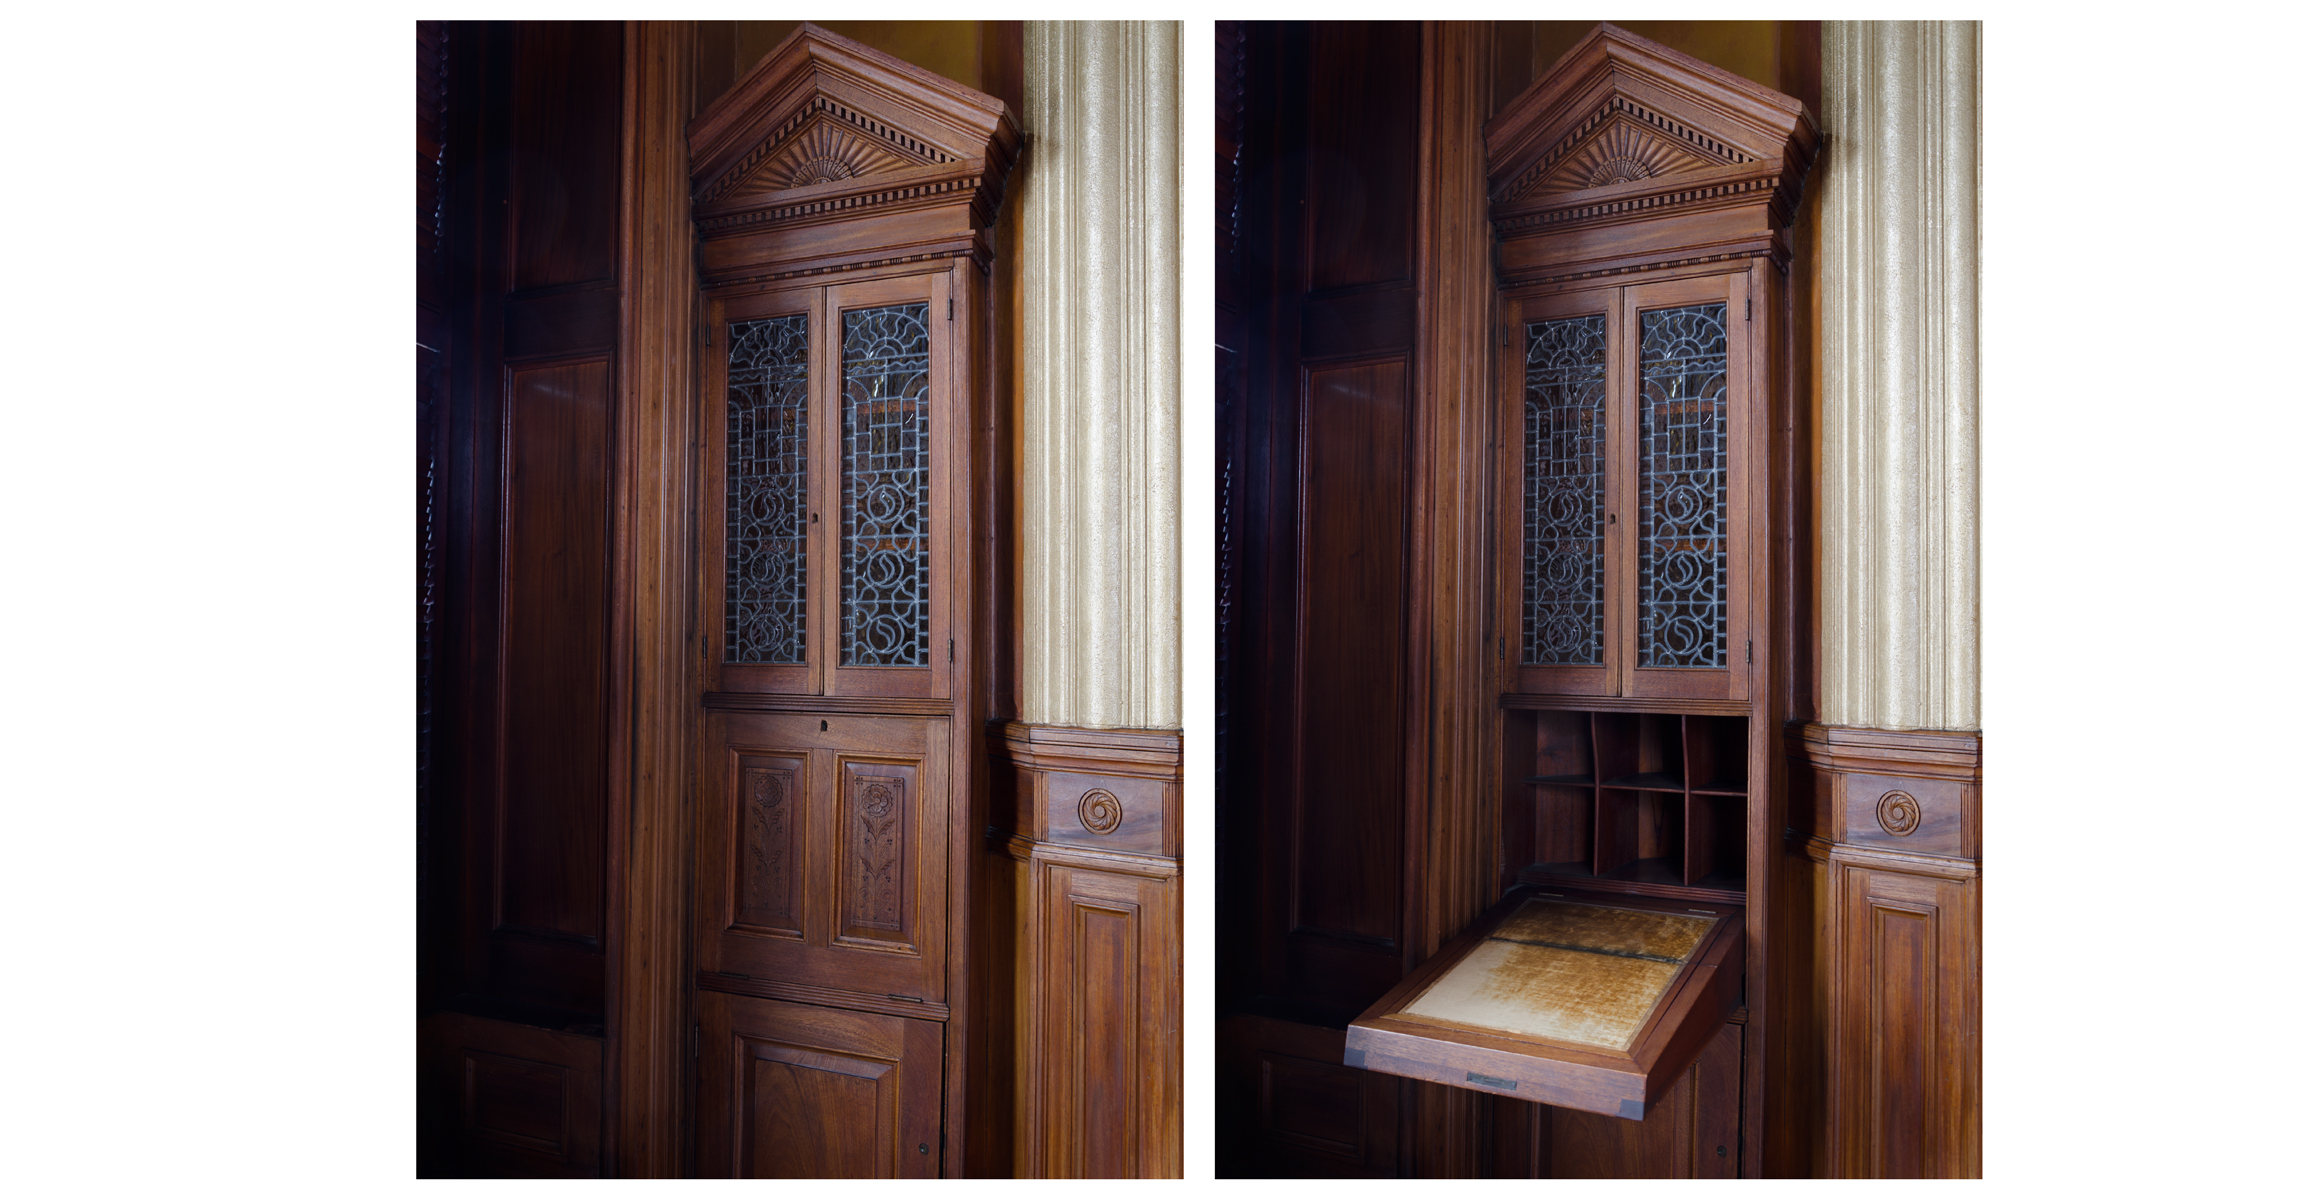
{"left": 1830, "top": 861, "right": 1979, "bottom": 1178}
{"left": 998, "top": 722, "right": 1183, "bottom": 1177}
{"left": 418, "top": 19, "right": 452, "bottom": 1019}
{"left": 493, "top": 356, "right": 615, "bottom": 1009}
{"left": 421, "top": 1011, "right": 607, "bottom": 1178}
{"left": 1791, "top": 723, "right": 1981, "bottom": 1178}
{"left": 1219, "top": 1015, "right": 1401, "bottom": 1178}
{"left": 1291, "top": 357, "right": 1410, "bottom": 962}
{"left": 510, "top": 23, "right": 624, "bottom": 291}
{"left": 1029, "top": 857, "right": 1181, "bottom": 1178}
{"left": 434, "top": 18, "right": 628, "bottom": 1022}
{"left": 694, "top": 991, "right": 942, "bottom": 1178}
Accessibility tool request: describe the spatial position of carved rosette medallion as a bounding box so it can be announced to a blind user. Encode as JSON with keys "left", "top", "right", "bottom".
{"left": 1077, "top": 788, "right": 1123, "bottom": 835}
{"left": 1875, "top": 790, "right": 1922, "bottom": 837}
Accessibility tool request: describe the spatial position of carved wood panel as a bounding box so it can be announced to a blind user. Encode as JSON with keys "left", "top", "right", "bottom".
{"left": 699, "top": 711, "right": 946, "bottom": 1005}
{"left": 837, "top": 757, "right": 919, "bottom": 949}
{"left": 735, "top": 755, "right": 805, "bottom": 937}
{"left": 696, "top": 991, "right": 942, "bottom": 1179}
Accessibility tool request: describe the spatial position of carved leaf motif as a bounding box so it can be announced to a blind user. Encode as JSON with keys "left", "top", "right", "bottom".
{"left": 740, "top": 766, "right": 796, "bottom": 928}
{"left": 850, "top": 776, "right": 905, "bottom": 931}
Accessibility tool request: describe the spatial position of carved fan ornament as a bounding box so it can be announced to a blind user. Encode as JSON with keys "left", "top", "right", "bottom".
{"left": 724, "top": 111, "right": 941, "bottom": 205}
{"left": 1531, "top": 117, "right": 1725, "bottom": 196}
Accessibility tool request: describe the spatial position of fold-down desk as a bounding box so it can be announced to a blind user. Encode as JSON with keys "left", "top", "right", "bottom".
{"left": 1343, "top": 889, "right": 1742, "bottom": 1120}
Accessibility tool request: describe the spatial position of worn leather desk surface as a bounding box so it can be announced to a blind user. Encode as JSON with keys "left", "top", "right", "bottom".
{"left": 1398, "top": 898, "right": 1715, "bottom": 1051}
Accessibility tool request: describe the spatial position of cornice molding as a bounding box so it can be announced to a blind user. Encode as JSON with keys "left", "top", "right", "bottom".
{"left": 1791, "top": 722, "right": 1980, "bottom": 782}
{"left": 994, "top": 719, "right": 1182, "bottom": 779}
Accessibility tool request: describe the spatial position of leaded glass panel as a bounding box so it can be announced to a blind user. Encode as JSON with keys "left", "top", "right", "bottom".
{"left": 724, "top": 313, "right": 809, "bottom": 664}
{"left": 840, "top": 303, "right": 931, "bottom": 667}
{"left": 1637, "top": 302, "right": 1728, "bottom": 669}
{"left": 1522, "top": 313, "right": 1608, "bottom": 665}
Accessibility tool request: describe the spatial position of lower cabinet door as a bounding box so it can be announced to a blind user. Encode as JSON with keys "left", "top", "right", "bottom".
{"left": 696, "top": 991, "right": 944, "bottom": 1178}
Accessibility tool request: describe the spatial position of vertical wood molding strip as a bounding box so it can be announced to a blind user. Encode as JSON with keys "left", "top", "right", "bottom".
{"left": 612, "top": 19, "right": 698, "bottom": 1180}
{"left": 1019, "top": 21, "right": 1182, "bottom": 730}
{"left": 1815, "top": 21, "right": 1980, "bottom": 732}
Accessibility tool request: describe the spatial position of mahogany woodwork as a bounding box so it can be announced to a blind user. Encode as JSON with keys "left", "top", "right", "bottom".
{"left": 1493, "top": 1019, "right": 1745, "bottom": 1178}
{"left": 996, "top": 722, "right": 1184, "bottom": 1177}
{"left": 694, "top": 991, "right": 943, "bottom": 1178}
{"left": 685, "top": 24, "right": 1019, "bottom": 1177}
{"left": 1787, "top": 724, "right": 1982, "bottom": 1178}
{"left": 1220, "top": 21, "right": 1818, "bottom": 1177}
{"left": 1219, "top": 1015, "right": 1401, "bottom": 1178}
{"left": 420, "top": 1010, "right": 606, "bottom": 1178}
{"left": 423, "top": 23, "right": 630, "bottom": 1177}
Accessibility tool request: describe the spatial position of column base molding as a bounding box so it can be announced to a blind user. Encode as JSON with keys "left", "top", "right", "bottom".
{"left": 1784, "top": 721, "right": 1980, "bottom": 1178}
{"left": 991, "top": 719, "right": 1182, "bottom": 1177}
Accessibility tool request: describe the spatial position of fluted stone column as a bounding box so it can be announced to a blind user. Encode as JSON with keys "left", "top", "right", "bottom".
{"left": 1815, "top": 20, "right": 1981, "bottom": 732}
{"left": 1017, "top": 20, "right": 1181, "bottom": 730}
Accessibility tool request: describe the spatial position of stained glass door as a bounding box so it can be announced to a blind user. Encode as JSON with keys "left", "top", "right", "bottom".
{"left": 822, "top": 274, "right": 951, "bottom": 701}
{"left": 1507, "top": 287, "right": 1622, "bottom": 698}
{"left": 712, "top": 286, "right": 828, "bottom": 697}
{"left": 1619, "top": 274, "right": 1747, "bottom": 702}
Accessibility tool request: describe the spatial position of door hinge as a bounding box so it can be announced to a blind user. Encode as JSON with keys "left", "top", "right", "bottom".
{"left": 690, "top": 1022, "right": 700, "bottom": 1060}
{"left": 948, "top": 637, "right": 955, "bottom": 663}
{"left": 1746, "top": 639, "right": 1753, "bottom": 663}
{"left": 704, "top": 322, "right": 712, "bottom": 347}
{"left": 947, "top": 298, "right": 954, "bottom": 321}
{"left": 1745, "top": 298, "right": 1751, "bottom": 322}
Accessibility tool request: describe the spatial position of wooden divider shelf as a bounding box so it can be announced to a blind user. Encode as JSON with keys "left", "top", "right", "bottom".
{"left": 1505, "top": 706, "right": 1749, "bottom": 900}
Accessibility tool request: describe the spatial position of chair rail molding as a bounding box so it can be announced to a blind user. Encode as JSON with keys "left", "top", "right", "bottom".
{"left": 1018, "top": 20, "right": 1182, "bottom": 730}
{"left": 1814, "top": 20, "right": 1980, "bottom": 732}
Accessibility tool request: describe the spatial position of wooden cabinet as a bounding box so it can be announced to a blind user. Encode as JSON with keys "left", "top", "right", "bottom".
{"left": 1312, "top": 22, "right": 1816, "bottom": 1175}
{"left": 685, "top": 23, "right": 1019, "bottom": 1178}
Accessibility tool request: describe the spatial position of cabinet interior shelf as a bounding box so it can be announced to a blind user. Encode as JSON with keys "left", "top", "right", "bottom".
{"left": 1505, "top": 708, "right": 1749, "bottom": 896}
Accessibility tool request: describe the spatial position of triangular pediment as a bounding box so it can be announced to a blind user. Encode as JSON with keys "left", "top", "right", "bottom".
{"left": 1486, "top": 23, "right": 1814, "bottom": 215}
{"left": 688, "top": 23, "right": 1018, "bottom": 227}
{"left": 1520, "top": 100, "right": 1749, "bottom": 199}
{"left": 703, "top": 100, "right": 953, "bottom": 209}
